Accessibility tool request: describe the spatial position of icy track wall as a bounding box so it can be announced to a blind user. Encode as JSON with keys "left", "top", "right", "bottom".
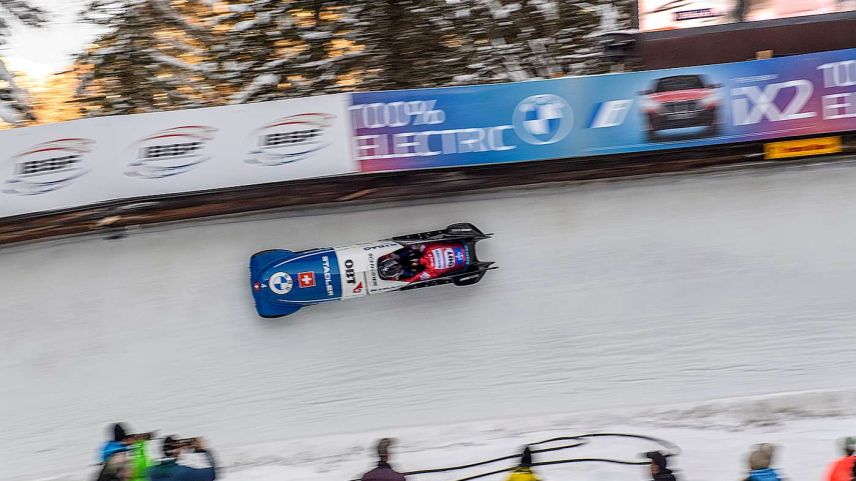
{"left": 3, "top": 48, "right": 856, "bottom": 218}
{"left": 4, "top": 161, "right": 856, "bottom": 479}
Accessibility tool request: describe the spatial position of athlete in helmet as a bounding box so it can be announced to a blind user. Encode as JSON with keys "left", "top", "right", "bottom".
{"left": 378, "top": 246, "right": 427, "bottom": 281}
{"left": 379, "top": 257, "right": 403, "bottom": 280}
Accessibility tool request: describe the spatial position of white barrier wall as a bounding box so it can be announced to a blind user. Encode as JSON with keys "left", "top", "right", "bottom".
{"left": 0, "top": 93, "right": 355, "bottom": 218}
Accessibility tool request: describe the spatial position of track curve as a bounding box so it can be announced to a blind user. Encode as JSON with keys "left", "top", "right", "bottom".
{"left": 3, "top": 161, "right": 856, "bottom": 479}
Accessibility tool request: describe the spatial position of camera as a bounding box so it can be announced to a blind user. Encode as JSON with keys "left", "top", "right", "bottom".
{"left": 172, "top": 438, "right": 198, "bottom": 449}
{"left": 163, "top": 436, "right": 200, "bottom": 452}
{"left": 128, "top": 432, "right": 156, "bottom": 441}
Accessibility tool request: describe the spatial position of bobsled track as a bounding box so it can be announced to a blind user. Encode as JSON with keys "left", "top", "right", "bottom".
{"left": 4, "top": 158, "right": 856, "bottom": 480}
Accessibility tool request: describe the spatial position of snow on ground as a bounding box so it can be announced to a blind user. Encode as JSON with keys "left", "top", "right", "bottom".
{"left": 218, "top": 389, "right": 856, "bottom": 481}
{"left": 27, "top": 389, "right": 856, "bottom": 481}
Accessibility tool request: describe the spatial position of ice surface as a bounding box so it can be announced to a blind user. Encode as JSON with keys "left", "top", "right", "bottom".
{"left": 3, "top": 161, "right": 856, "bottom": 480}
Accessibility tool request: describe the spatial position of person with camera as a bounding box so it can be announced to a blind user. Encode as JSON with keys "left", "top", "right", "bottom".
{"left": 147, "top": 436, "right": 217, "bottom": 481}
{"left": 97, "top": 423, "right": 154, "bottom": 481}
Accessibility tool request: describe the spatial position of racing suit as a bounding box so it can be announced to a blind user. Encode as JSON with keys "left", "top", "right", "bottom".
{"left": 402, "top": 243, "right": 468, "bottom": 283}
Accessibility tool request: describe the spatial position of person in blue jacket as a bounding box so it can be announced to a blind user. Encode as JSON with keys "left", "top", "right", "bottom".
{"left": 98, "top": 423, "right": 154, "bottom": 481}
{"left": 147, "top": 436, "right": 216, "bottom": 481}
{"left": 744, "top": 443, "right": 785, "bottom": 481}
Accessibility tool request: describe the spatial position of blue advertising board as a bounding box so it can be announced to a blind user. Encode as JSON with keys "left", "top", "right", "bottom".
{"left": 352, "top": 48, "right": 856, "bottom": 172}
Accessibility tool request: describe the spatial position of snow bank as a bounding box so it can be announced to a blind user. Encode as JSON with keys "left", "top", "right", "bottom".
{"left": 20, "top": 389, "right": 856, "bottom": 481}
{"left": 203, "top": 389, "right": 856, "bottom": 481}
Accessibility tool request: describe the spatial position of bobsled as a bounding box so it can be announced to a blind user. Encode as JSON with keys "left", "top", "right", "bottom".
{"left": 249, "top": 223, "right": 495, "bottom": 318}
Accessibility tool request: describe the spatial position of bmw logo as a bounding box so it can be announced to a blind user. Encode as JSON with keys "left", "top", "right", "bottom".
{"left": 268, "top": 272, "right": 294, "bottom": 295}
{"left": 512, "top": 94, "right": 573, "bottom": 145}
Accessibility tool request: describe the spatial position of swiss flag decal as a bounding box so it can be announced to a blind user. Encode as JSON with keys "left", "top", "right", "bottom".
{"left": 298, "top": 271, "right": 316, "bottom": 288}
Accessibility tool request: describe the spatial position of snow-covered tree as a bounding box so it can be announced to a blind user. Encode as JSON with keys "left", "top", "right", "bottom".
{"left": 289, "top": 0, "right": 363, "bottom": 96}
{"left": 75, "top": 0, "right": 218, "bottom": 117}
{"left": 340, "top": 0, "right": 470, "bottom": 90}
{"left": 204, "top": 0, "right": 308, "bottom": 104}
{"left": 72, "top": 0, "right": 635, "bottom": 113}
{"left": 451, "top": 0, "right": 605, "bottom": 84}
{"left": 0, "top": 59, "right": 36, "bottom": 125}
{"left": 591, "top": 0, "right": 643, "bottom": 73}
{"left": 216, "top": 0, "right": 472, "bottom": 100}
{"left": 0, "top": 0, "right": 47, "bottom": 125}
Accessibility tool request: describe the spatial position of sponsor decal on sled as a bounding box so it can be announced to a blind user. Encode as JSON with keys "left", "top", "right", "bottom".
{"left": 269, "top": 272, "right": 293, "bottom": 295}
{"left": 297, "top": 271, "right": 316, "bottom": 288}
{"left": 321, "top": 256, "right": 335, "bottom": 296}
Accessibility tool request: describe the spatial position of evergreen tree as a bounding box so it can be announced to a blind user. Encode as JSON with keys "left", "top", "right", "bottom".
{"left": 0, "top": 0, "right": 47, "bottom": 124}
{"left": 73, "top": 0, "right": 635, "bottom": 113}
{"left": 289, "top": 0, "right": 361, "bottom": 96}
{"left": 452, "top": 0, "right": 604, "bottom": 83}
{"left": 219, "top": 0, "right": 471, "bottom": 99}
{"left": 76, "top": 0, "right": 217, "bottom": 117}
{"left": 344, "top": 0, "right": 469, "bottom": 90}
{"left": 207, "top": 0, "right": 307, "bottom": 104}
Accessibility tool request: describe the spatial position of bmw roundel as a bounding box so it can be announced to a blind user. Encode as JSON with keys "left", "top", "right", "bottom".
{"left": 512, "top": 94, "right": 573, "bottom": 145}
{"left": 268, "top": 272, "right": 294, "bottom": 295}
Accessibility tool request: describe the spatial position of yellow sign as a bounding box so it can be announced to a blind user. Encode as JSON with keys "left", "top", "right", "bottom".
{"left": 764, "top": 136, "right": 842, "bottom": 160}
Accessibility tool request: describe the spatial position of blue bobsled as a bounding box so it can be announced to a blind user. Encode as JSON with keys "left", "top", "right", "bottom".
{"left": 249, "top": 223, "right": 495, "bottom": 318}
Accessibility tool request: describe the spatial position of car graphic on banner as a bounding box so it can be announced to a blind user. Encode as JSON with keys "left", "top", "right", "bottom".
{"left": 639, "top": 74, "right": 722, "bottom": 141}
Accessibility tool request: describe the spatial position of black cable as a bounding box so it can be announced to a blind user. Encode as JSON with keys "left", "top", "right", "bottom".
{"left": 352, "top": 432, "right": 680, "bottom": 481}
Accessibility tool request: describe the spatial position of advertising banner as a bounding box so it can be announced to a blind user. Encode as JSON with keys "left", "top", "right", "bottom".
{"left": 638, "top": 0, "right": 856, "bottom": 32}
{"left": 0, "top": 93, "right": 356, "bottom": 218}
{"left": 352, "top": 48, "right": 856, "bottom": 172}
{"left": 764, "top": 136, "right": 843, "bottom": 159}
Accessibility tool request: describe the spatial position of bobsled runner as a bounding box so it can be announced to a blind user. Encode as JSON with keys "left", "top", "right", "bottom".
{"left": 249, "top": 223, "right": 496, "bottom": 318}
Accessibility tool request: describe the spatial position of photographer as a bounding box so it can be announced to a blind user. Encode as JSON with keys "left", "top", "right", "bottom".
{"left": 98, "top": 423, "right": 154, "bottom": 481}
{"left": 147, "top": 436, "right": 217, "bottom": 481}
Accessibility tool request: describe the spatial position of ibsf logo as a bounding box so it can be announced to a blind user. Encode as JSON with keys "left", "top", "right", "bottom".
{"left": 246, "top": 113, "right": 335, "bottom": 166}
{"left": 126, "top": 125, "right": 217, "bottom": 179}
{"left": 3, "top": 138, "right": 94, "bottom": 195}
{"left": 512, "top": 94, "right": 573, "bottom": 145}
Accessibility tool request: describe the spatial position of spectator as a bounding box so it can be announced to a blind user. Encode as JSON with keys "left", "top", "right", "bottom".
{"left": 360, "top": 438, "right": 406, "bottom": 481}
{"left": 852, "top": 455, "right": 856, "bottom": 481}
{"left": 825, "top": 437, "right": 856, "bottom": 481}
{"left": 95, "top": 452, "right": 132, "bottom": 481}
{"left": 646, "top": 451, "right": 677, "bottom": 481}
{"left": 744, "top": 443, "right": 783, "bottom": 481}
{"left": 504, "top": 446, "right": 540, "bottom": 481}
{"left": 99, "top": 423, "right": 153, "bottom": 481}
{"left": 147, "top": 436, "right": 217, "bottom": 481}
